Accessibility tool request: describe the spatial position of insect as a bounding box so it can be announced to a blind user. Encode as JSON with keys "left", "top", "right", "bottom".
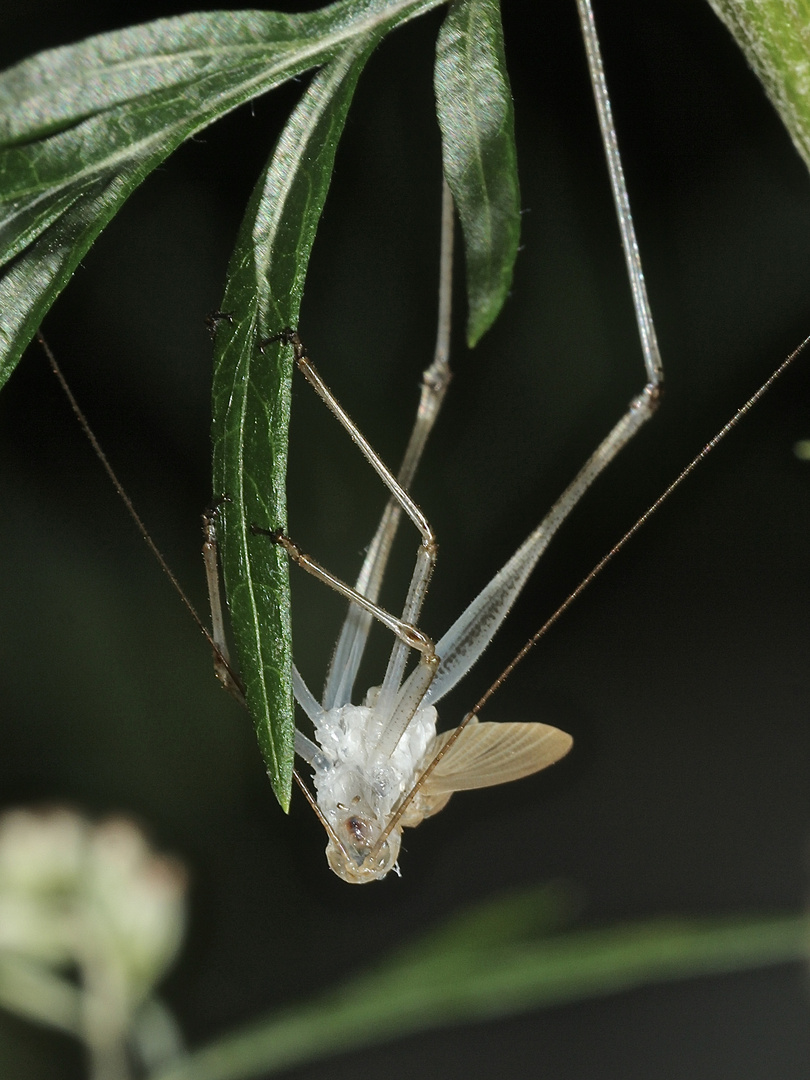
{"left": 34, "top": 2, "right": 808, "bottom": 887}
{"left": 199, "top": 0, "right": 662, "bottom": 883}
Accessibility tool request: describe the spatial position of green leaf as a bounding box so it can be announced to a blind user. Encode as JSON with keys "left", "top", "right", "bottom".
{"left": 435, "top": 0, "right": 521, "bottom": 346}
{"left": 706, "top": 1, "right": 810, "bottom": 175}
{"left": 149, "top": 886, "right": 808, "bottom": 1080}
{"left": 210, "top": 34, "right": 386, "bottom": 809}
{"left": 0, "top": 0, "right": 445, "bottom": 391}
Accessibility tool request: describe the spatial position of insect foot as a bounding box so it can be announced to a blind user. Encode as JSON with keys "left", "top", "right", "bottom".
{"left": 257, "top": 326, "right": 299, "bottom": 355}
{"left": 204, "top": 309, "right": 234, "bottom": 338}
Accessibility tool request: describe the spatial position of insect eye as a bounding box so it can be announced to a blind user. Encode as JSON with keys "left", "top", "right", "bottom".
{"left": 346, "top": 816, "right": 370, "bottom": 843}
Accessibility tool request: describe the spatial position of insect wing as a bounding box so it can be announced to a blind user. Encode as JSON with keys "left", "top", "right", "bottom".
{"left": 421, "top": 721, "right": 572, "bottom": 797}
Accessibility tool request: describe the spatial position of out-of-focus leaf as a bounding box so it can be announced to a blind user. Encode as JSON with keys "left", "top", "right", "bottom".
{"left": 150, "top": 885, "right": 807, "bottom": 1080}
{"left": 434, "top": 0, "right": 520, "bottom": 346}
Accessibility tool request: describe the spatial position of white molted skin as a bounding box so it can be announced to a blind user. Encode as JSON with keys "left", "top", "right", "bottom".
{"left": 311, "top": 688, "right": 438, "bottom": 883}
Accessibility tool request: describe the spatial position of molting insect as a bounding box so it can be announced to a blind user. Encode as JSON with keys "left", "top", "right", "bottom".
{"left": 37, "top": 2, "right": 807, "bottom": 888}
{"left": 202, "top": 0, "right": 663, "bottom": 883}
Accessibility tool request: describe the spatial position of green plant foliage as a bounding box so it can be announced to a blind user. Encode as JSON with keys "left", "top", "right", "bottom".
{"left": 707, "top": 0, "right": 810, "bottom": 172}
{"left": 0, "top": 0, "right": 446, "bottom": 391}
{"left": 150, "top": 886, "right": 808, "bottom": 1080}
{"left": 0, "top": 0, "right": 530, "bottom": 805}
{"left": 435, "top": 0, "right": 520, "bottom": 345}
{"left": 6, "top": 0, "right": 806, "bottom": 822}
{"left": 209, "top": 38, "right": 385, "bottom": 806}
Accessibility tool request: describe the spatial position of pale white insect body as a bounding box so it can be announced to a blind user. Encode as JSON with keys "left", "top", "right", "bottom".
{"left": 240, "top": 0, "right": 662, "bottom": 884}
{"left": 260, "top": 315, "right": 582, "bottom": 883}
{"left": 309, "top": 692, "right": 440, "bottom": 878}
{"left": 299, "top": 675, "right": 571, "bottom": 881}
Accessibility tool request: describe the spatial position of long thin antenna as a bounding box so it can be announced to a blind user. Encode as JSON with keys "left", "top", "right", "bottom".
{"left": 292, "top": 770, "right": 350, "bottom": 859}
{"left": 38, "top": 331, "right": 231, "bottom": 670}
{"left": 471, "top": 333, "right": 810, "bottom": 719}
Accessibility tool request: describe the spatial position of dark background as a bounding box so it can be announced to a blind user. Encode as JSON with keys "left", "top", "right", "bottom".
{"left": 2, "top": 0, "right": 810, "bottom": 1077}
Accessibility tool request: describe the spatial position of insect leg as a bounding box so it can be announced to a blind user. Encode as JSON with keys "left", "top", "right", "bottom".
{"left": 38, "top": 334, "right": 246, "bottom": 709}
{"left": 264, "top": 197, "right": 450, "bottom": 717}
{"left": 201, "top": 500, "right": 246, "bottom": 704}
{"left": 422, "top": 0, "right": 665, "bottom": 705}
{"left": 251, "top": 517, "right": 442, "bottom": 760}
{"left": 265, "top": 328, "right": 436, "bottom": 561}
{"left": 325, "top": 180, "right": 455, "bottom": 711}
{"left": 425, "top": 389, "right": 659, "bottom": 705}
{"left": 577, "top": 0, "right": 663, "bottom": 388}
{"left": 250, "top": 525, "right": 437, "bottom": 662}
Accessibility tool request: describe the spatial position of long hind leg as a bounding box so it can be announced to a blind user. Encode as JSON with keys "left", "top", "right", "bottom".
{"left": 324, "top": 179, "right": 456, "bottom": 713}
{"left": 204, "top": 183, "right": 456, "bottom": 746}
{"left": 422, "top": 0, "right": 665, "bottom": 706}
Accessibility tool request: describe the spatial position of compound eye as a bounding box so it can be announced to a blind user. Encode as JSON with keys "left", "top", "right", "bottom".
{"left": 346, "top": 815, "right": 371, "bottom": 844}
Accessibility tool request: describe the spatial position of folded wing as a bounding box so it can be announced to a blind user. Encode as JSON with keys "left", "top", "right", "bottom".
{"left": 422, "top": 720, "right": 572, "bottom": 796}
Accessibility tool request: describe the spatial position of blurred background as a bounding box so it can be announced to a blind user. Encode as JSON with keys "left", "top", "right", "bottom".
{"left": 1, "top": 0, "right": 810, "bottom": 1076}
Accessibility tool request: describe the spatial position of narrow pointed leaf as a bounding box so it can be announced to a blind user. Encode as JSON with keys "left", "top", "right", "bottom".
{"left": 0, "top": 0, "right": 445, "bottom": 390}
{"left": 434, "top": 0, "right": 520, "bottom": 346}
{"left": 210, "top": 36, "right": 383, "bottom": 809}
